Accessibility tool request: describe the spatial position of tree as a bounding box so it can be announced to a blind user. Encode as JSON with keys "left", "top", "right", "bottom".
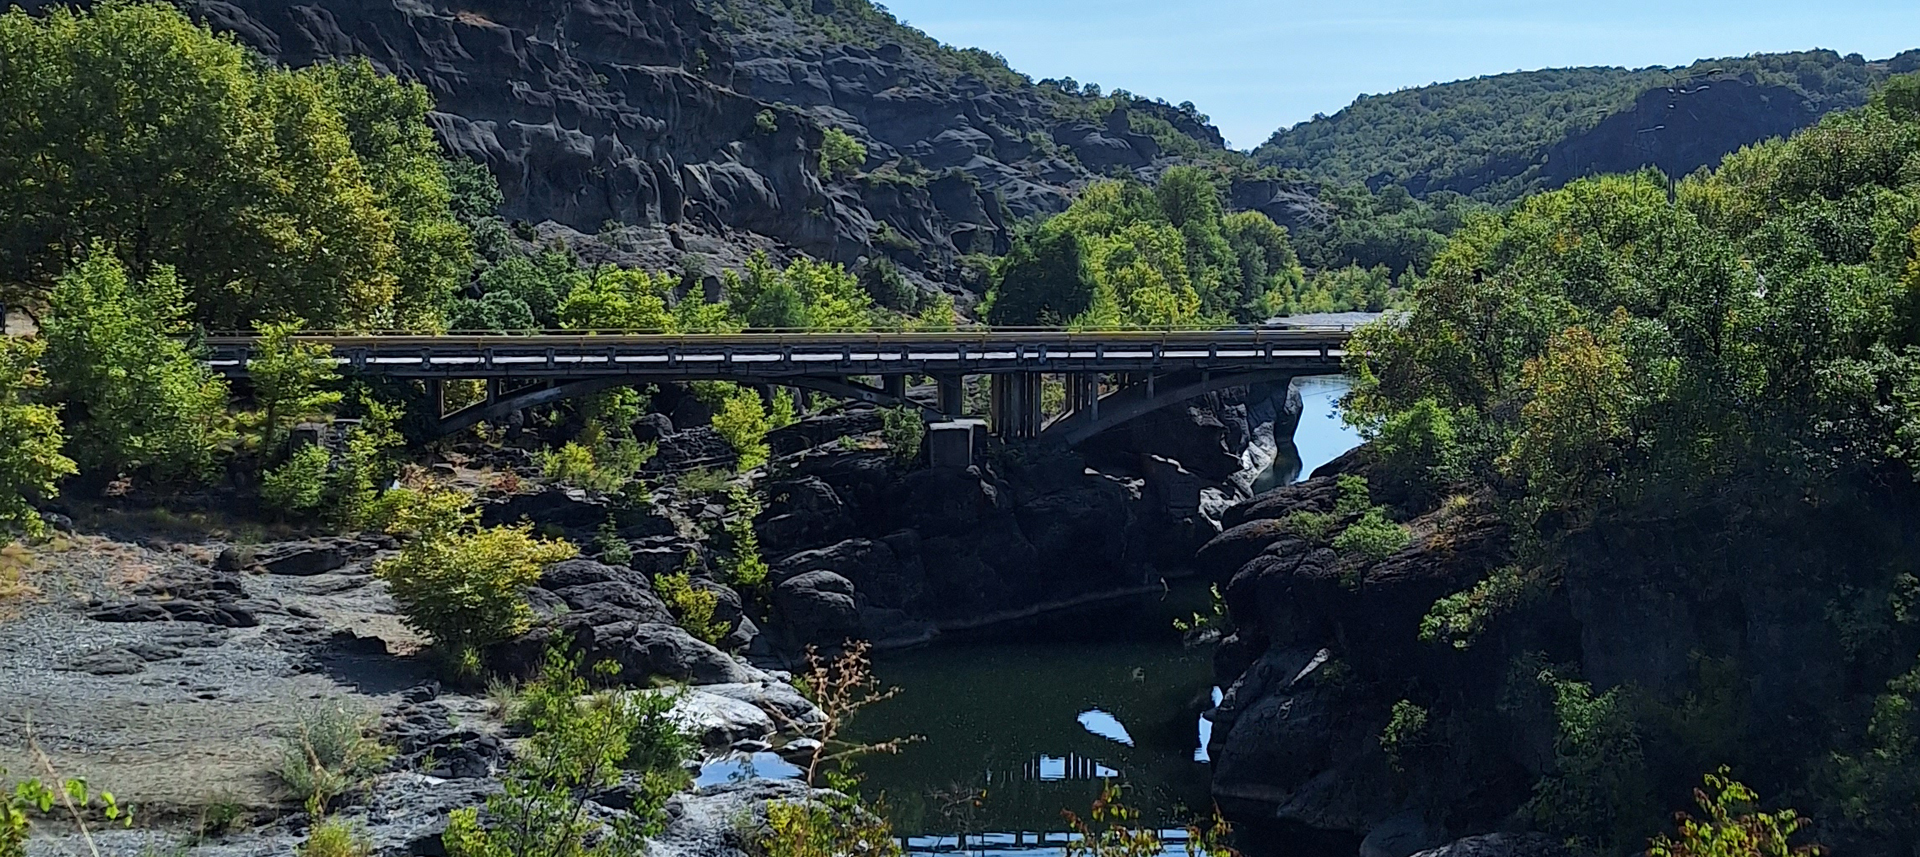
{"left": 711, "top": 387, "right": 773, "bottom": 470}
{"left": 0, "top": 338, "right": 74, "bottom": 537}
{"left": 0, "top": 3, "right": 469, "bottom": 330}
{"left": 248, "top": 321, "right": 343, "bottom": 455}
{"left": 819, "top": 128, "right": 868, "bottom": 178}
{"left": 557, "top": 267, "right": 678, "bottom": 331}
{"left": 726, "top": 253, "right": 873, "bottom": 332}
{"left": 1647, "top": 769, "right": 1823, "bottom": 857}
{"left": 986, "top": 229, "right": 1094, "bottom": 326}
{"left": 371, "top": 488, "right": 577, "bottom": 669}
{"left": 40, "top": 246, "right": 230, "bottom": 481}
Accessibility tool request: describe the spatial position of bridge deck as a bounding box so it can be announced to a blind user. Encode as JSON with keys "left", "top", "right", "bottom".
{"left": 205, "top": 329, "right": 1353, "bottom": 379}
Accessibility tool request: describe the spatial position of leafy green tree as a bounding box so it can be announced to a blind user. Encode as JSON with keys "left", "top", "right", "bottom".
{"left": 371, "top": 488, "right": 577, "bottom": 669}
{"left": 819, "top": 128, "right": 868, "bottom": 178}
{"left": 556, "top": 267, "right": 678, "bottom": 331}
{"left": 448, "top": 291, "right": 537, "bottom": 332}
{"left": 40, "top": 246, "right": 230, "bottom": 480}
{"left": 711, "top": 386, "right": 773, "bottom": 470}
{"left": 0, "top": 3, "right": 468, "bottom": 330}
{"left": 0, "top": 338, "right": 74, "bottom": 537}
{"left": 1648, "top": 768, "right": 1823, "bottom": 857}
{"left": 478, "top": 250, "right": 587, "bottom": 329}
{"left": 857, "top": 256, "right": 918, "bottom": 312}
{"left": 985, "top": 229, "right": 1094, "bottom": 326}
{"left": 247, "top": 321, "right": 343, "bottom": 455}
{"left": 726, "top": 253, "right": 873, "bottom": 332}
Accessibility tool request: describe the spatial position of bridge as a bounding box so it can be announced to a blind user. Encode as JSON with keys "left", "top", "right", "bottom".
{"left": 204, "top": 327, "right": 1356, "bottom": 444}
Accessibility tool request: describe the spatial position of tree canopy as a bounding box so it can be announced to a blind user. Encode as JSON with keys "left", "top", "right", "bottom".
{"left": 0, "top": 2, "right": 469, "bottom": 331}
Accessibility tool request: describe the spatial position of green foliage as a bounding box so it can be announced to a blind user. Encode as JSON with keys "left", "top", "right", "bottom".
{"left": 1172, "top": 583, "right": 1230, "bottom": 636}
{"left": 247, "top": 321, "right": 344, "bottom": 455}
{"left": 1525, "top": 668, "right": 1656, "bottom": 851}
{"left": 727, "top": 252, "right": 874, "bottom": 332}
{"left": 1825, "top": 657, "right": 1920, "bottom": 844}
{"left": 755, "top": 109, "right": 779, "bottom": 134}
{"left": 989, "top": 167, "right": 1314, "bottom": 326}
{"left": 676, "top": 467, "right": 733, "bottom": 499}
{"left": 0, "top": 338, "right": 74, "bottom": 538}
{"left": 909, "top": 293, "right": 959, "bottom": 332}
{"left": 857, "top": 256, "right": 918, "bottom": 312}
{"left": 298, "top": 818, "right": 373, "bottom": 857}
{"left": 556, "top": 267, "right": 679, "bottom": 331}
{"left": 1332, "top": 508, "right": 1410, "bottom": 561}
{"left": 261, "top": 444, "right": 333, "bottom": 516}
{"left": 769, "top": 387, "right": 799, "bottom": 430}
{"left": 1364, "top": 397, "right": 1461, "bottom": 501}
{"left": 2, "top": 767, "right": 130, "bottom": 857}
{"left": 444, "top": 647, "right": 681, "bottom": 857}
{"left": 1380, "top": 700, "right": 1430, "bottom": 771}
{"left": 720, "top": 488, "right": 769, "bottom": 588}
{"left": 541, "top": 439, "right": 656, "bottom": 496}
{"left": 1255, "top": 50, "right": 1898, "bottom": 204}
{"left": 656, "top": 569, "right": 725, "bottom": 645}
{"left": 711, "top": 386, "right": 774, "bottom": 471}
{"left": 1647, "top": 768, "right": 1824, "bottom": 857}
{"left": 274, "top": 702, "right": 394, "bottom": 814}
{"left": 1059, "top": 783, "right": 1237, "bottom": 857}
{"left": 763, "top": 795, "right": 902, "bottom": 857}
{"left": 442, "top": 157, "right": 505, "bottom": 225}
{"left": 40, "top": 246, "right": 230, "bottom": 481}
{"left": 0, "top": 3, "right": 469, "bottom": 329}
{"left": 1420, "top": 565, "right": 1536, "bottom": 649}
{"left": 475, "top": 249, "right": 587, "bottom": 329}
{"left": 1332, "top": 473, "right": 1374, "bottom": 516}
{"left": 596, "top": 517, "right": 633, "bottom": 567}
{"left": 819, "top": 128, "right": 868, "bottom": 178}
{"left": 879, "top": 406, "right": 924, "bottom": 465}
{"left": 1281, "top": 510, "right": 1337, "bottom": 543}
{"left": 371, "top": 488, "right": 578, "bottom": 666}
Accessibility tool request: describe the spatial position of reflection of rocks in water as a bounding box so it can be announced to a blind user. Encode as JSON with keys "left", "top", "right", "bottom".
{"left": 1251, "top": 439, "right": 1303, "bottom": 494}
{"left": 1020, "top": 753, "right": 1120, "bottom": 782}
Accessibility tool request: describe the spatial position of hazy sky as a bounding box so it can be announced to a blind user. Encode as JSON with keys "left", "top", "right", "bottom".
{"left": 876, "top": 0, "right": 1920, "bottom": 150}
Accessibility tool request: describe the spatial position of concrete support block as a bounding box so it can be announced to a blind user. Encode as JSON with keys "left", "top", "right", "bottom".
{"left": 927, "top": 420, "right": 982, "bottom": 469}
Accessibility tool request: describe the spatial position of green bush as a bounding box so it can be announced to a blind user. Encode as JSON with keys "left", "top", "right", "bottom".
{"left": 1420, "top": 565, "right": 1534, "bottom": 649}
{"left": 297, "top": 818, "right": 372, "bottom": 857}
{"left": 879, "top": 406, "right": 924, "bottom": 465}
{"left": 371, "top": 488, "right": 577, "bottom": 669}
{"left": 248, "top": 321, "right": 344, "bottom": 454}
{"left": 1281, "top": 510, "right": 1337, "bottom": 542}
{"left": 712, "top": 388, "right": 773, "bottom": 471}
{"left": 596, "top": 516, "right": 633, "bottom": 566}
{"left": 819, "top": 128, "right": 867, "bottom": 178}
{"left": 262, "top": 444, "right": 332, "bottom": 516}
{"left": 1380, "top": 700, "right": 1430, "bottom": 771}
{"left": 444, "top": 647, "right": 681, "bottom": 857}
{"left": 656, "top": 568, "right": 725, "bottom": 645}
{"left": 755, "top": 109, "right": 779, "bottom": 134}
{"left": 275, "top": 702, "right": 394, "bottom": 813}
{"left": 540, "top": 438, "right": 656, "bottom": 496}
{"left": 1648, "top": 768, "right": 1823, "bottom": 857}
{"left": 1333, "top": 508, "right": 1410, "bottom": 561}
{"left": 676, "top": 467, "right": 733, "bottom": 499}
{"left": 0, "top": 338, "right": 75, "bottom": 538}
{"left": 721, "top": 488, "right": 769, "bottom": 588}
{"left": 2, "top": 768, "right": 130, "bottom": 857}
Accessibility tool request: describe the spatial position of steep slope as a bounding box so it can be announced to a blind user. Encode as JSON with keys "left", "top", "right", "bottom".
{"left": 1256, "top": 49, "right": 1920, "bottom": 202}
{"left": 145, "top": 0, "right": 1228, "bottom": 296}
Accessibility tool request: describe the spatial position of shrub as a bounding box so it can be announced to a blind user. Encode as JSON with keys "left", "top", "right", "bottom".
{"left": 721, "top": 488, "right": 769, "bottom": 588}
{"left": 444, "top": 647, "right": 680, "bottom": 857}
{"left": 1525, "top": 667, "right": 1655, "bottom": 850}
{"left": 770, "top": 387, "right": 799, "bottom": 430}
{"left": 371, "top": 488, "right": 577, "bottom": 669}
{"left": 1333, "top": 508, "right": 1410, "bottom": 561}
{"left": 1420, "top": 565, "right": 1535, "bottom": 649}
{"left": 1058, "top": 783, "right": 1237, "bottom": 857}
{"left": 755, "top": 109, "right": 779, "bottom": 134}
{"left": 879, "top": 406, "right": 924, "bottom": 465}
{"left": 676, "top": 467, "right": 732, "bottom": 499}
{"left": 275, "top": 702, "right": 394, "bottom": 813}
{"left": 262, "top": 444, "right": 333, "bottom": 516}
{"left": 0, "top": 337, "right": 75, "bottom": 539}
{"left": 596, "top": 516, "right": 633, "bottom": 566}
{"left": 656, "top": 569, "right": 724, "bottom": 645}
{"left": 1647, "top": 768, "right": 1823, "bottom": 857}
{"left": 763, "top": 796, "right": 901, "bottom": 857}
{"left": 1281, "top": 510, "right": 1337, "bottom": 542}
{"left": 2, "top": 767, "right": 130, "bottom": 857}
{"left": 819, "top": 128, "right": 867, "bottom": 178}
{"left": 248, "top": 321, "right": 344, "bottom": 454}
{"left": 619, "top": 687, "right": 697, "bottom": 782}
{"left": 1173, "top": 583, "right": 1229, "bottom": 636}
{"left": 789, "top": 642, "right": 919, "bottom": 787}
{"left": 540, "top": 438, "right": 656, "bottom": 496}
{"left": 1380, "top": 700, "right": 1430, "bottom": 771}
{"left": 298, "top": 818, "right": 373, "bottom": 857}
{"left": 1333, "top": 473, "right": 1374, "bottom": 516}
{"left": 712, "top": 389, "right": 773, "bottom": 470}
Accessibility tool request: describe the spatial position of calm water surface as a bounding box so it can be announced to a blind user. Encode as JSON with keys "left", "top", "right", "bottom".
{"left": 710, "top": 377, "right": 1363, "bottom": 853}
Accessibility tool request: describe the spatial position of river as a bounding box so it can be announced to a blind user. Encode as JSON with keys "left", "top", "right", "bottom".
{"left": 708, "top": 375, "right": 1363, "bottom": 853}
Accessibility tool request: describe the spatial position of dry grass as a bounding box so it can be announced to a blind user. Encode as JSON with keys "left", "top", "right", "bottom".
{"left": 1, "top": 541, "right": 38, "bottom": 603}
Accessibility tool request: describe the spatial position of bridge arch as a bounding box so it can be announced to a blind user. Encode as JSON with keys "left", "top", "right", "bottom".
{"left": 1037, "top": 369, "right": 1306, "bottom": 447}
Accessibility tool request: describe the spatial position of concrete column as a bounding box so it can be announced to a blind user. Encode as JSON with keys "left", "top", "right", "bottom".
{"left": 425, "top": 379, "right": 445, "bottom": 421}
{"left": 883, "top": 374, "right": 906, "bottom": 400}
{"left": 936, "top": 374, "right": 965, "bottom": 418}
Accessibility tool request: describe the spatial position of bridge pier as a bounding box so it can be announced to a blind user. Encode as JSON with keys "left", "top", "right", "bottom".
{"left": 935, "top": 374, "right": 966, "bottom": 419}
{"left": 988, "top": 373, "right": 1045, "bottom": 441}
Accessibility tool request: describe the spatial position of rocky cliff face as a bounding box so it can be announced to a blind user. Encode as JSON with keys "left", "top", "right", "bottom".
{"left": 148, "top": 0, "right": 1221, "bottom": 297}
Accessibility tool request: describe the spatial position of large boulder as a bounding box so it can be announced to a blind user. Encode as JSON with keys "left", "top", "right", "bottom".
{"left": 771, "top": 571, "right": 862, "bottom": 646}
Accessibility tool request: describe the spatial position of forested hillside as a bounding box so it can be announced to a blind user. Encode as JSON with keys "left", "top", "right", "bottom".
{"left": 1255, "top": 49, "right": 1920, "bottom": 202}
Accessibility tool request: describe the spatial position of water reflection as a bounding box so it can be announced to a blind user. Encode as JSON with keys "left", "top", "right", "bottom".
{"left": 1076, "top": 709, "right": 1134, "bottom": 747}
{"left": 1292, "top": 375, "right": 1361, "bottom": 481}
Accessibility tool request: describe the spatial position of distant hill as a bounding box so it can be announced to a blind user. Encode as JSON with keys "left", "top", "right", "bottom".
{"left": 1253, "top": 49, "right": 1920, "bottom": 202}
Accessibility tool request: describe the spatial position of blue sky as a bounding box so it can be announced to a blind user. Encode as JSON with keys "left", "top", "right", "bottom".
{"left": 876, "top": 0, "right": 1920, "bottom": 150}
